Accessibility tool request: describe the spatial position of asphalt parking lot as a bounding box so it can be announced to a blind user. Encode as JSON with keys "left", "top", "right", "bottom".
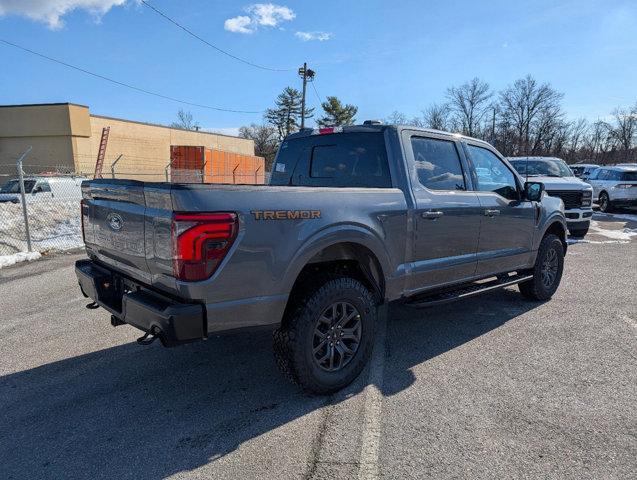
{"left": 1, "top": 213, "right": 635, "bottom": 480}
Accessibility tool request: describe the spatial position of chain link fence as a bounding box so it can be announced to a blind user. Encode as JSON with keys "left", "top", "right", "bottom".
{"left": 0, "top": 156, "right": 272, "bottom": 260}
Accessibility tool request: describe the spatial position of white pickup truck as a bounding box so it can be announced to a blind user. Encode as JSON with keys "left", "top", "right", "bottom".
{"left": 0, "top": 175, "right": 85, "bottom": 203}
{"left": 508, "top": 157, "right": 593, "bottom": 237}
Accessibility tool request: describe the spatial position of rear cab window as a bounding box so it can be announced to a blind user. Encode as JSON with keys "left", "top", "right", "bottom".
{"left": 410, "top": 136, "right": 466, "bottom": 191}
{"left": 269, "top": 132, "right": 391, "bottom": 188}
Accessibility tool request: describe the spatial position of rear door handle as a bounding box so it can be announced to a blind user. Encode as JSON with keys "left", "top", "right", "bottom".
{"left": 484, "top": 209, "right": 500, "bottom": 217}
{"left": 422, "top": 210, "right": 444, "bottom": 220}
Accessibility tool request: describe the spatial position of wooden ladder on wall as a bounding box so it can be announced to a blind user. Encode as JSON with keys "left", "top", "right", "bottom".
{"left": 93, "top": 126, "right": 110, "bottom": 179}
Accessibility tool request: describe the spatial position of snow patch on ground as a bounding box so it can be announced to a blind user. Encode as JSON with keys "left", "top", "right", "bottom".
{"left": 0, "top": 200, "right": 83, "bottom": 256}
{"left": 589, "top": 220, "right": 637, "bottom": 241}
{"left": 0, "top": 251, "right": 41, "bottom": 269}
{"left": 568, "top": 238, "right": 629, "bottom": 245}
{"left": 593, "top": 212, "right": 637, "bottom": 223}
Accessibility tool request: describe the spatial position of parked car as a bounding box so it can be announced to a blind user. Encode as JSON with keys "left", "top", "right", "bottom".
{"left": 586, "top": 165, "right": 637, "bottom": 212}
{"left": 508, "top": 157, "right": 593, "bottom": 237}
{"left": 0, "top": 175, "right": 86, "bottom": 203}
{"left": 76, "top": 124, "right": 567, "bottom": 394}
{"left": 570, "top": 163, "right": 599, "bottom": 179}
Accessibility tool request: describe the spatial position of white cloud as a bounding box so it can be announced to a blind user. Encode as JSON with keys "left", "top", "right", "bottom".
{"left": 0, "top": 0, "right": 129, "bottom": 29}
{"left": 224, "top": 15, "right": 253, "bottom": 34}
{"left": 295, "top": 31, "right": 333, "bottom": 42}
{"left": 246, "top": 3, "right": 294, "bottom": 27}
{"left": 224, "top": 3, "right": 295, "bottom": 34}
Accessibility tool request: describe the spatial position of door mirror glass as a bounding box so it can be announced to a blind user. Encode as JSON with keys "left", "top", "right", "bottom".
{"left": 524, "top": 182, "right": 544, "bottom": 201}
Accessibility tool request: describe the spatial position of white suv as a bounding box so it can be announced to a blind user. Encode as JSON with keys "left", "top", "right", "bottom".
{"left": 509, "top": 157, "right": 594, "bottom": 237}
{"left": 586, "top": 166, "right": 637, "bottom": 212}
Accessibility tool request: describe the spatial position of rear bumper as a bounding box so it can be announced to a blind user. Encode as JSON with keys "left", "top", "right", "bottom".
{"left": 75, "top": 259, "right": 205, "bottom": 347}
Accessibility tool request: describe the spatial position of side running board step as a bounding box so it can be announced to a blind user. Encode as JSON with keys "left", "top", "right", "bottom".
{"left": 405, "top": 274, "right": 533, "bottom": 309}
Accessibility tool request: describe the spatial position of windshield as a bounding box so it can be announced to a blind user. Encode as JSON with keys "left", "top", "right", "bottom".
{"left": 0, "top": 179, "right": 36, "bottom": 194}
{"left": 509, "top": 159, "right": 573, "bottom": 177}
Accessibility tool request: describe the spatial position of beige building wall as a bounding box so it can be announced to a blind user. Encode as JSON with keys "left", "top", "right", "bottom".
{"left": 85, "top": 115, "right": 254, "bottom": 181}
{"left": 0, "top": 103, "right": 90, "bottom": 176}
{"left": 0, "top": 103, "right": 255, "bottom": 182}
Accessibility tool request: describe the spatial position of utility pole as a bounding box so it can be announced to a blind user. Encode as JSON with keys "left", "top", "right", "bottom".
{"left": 298, "top": 63, "right": 315, "bottom": 129}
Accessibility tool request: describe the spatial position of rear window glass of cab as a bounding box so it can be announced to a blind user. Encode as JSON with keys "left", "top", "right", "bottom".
{"left": 269, "top": 132, "right": 391, "bottom": 188}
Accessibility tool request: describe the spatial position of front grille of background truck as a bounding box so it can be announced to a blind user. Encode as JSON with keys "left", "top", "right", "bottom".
{"left": 546, "top": 190, "right": 583, "bottom": 209}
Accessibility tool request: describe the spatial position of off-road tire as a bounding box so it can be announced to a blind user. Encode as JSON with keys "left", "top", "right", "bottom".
{"left": 519, "top": 233, "right": 564, "bottom": 301}
{"left": 598, "top": 192, "right": 613, "bottom": 213}
{"left": 273, "top": 276, "right": 377, "bottom": 394}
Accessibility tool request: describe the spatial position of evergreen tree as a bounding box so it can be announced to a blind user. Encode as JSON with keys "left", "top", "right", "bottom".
{"left": 265, "top": 87, "right": 314, "bottom": 140}
{"left": 317, "top": 96, "right": 358, "bottom": 127}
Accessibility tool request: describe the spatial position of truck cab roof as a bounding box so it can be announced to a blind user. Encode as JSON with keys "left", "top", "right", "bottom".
{"left": 285, "top": 123, "right": 494, "bottom": 149}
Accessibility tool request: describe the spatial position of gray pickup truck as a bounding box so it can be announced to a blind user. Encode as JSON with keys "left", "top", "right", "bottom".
{"left": 76, "top": 123, "right": 567, "bottom": 393}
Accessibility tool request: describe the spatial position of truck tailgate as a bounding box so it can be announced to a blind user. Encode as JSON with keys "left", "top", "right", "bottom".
{"left": 81, "top": 179, "right": 172, "bottom": 286}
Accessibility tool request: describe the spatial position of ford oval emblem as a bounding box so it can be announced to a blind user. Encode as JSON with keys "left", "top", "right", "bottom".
{"left": 107, "top": 212, "right": 123, "bottom": 231}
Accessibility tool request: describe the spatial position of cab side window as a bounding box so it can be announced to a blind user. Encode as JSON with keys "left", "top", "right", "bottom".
{"left": 467, "top": 145, "right": 518, "bottom": 200}
{"left": 33, "top": 181, "right": 51, "bottom": 193}
{"left": 411, "top": 137, "right": 466, "bottom": 191}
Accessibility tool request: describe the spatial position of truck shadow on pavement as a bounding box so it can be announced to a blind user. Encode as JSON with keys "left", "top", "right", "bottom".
{"left": 1, "top": 288, "right": 540, "bottom": 479}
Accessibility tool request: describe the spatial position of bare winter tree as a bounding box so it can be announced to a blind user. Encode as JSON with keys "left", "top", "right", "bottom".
{"left": 383, "top": 78, "right": 635, "bottom": 164}
{"left": 422, "top": 103, "right": 451, "bottom": 131}
{"left": 446, "top": 78, "right": 492, "bottom": 137}
{"left": 608, "top": 104, "right": 637, "bottom": 161}
{"left": 171, "top": 109, "right": 200, "bottom": 131}
{"left": 566, "top": 118, "right": 589, "bottom": 159}
{"left": 238, "top": 124, "right": 279, "bottom": 170}
{"left": 497, "top": 75, "right": 564, "bottom": 156}
{"left": 584, "top": 120, "right": 613, "bottom": 162}
{"left": 384, "top": 111, "right": 409, "bottom": 125}
{"left": 383, "top": 111, "right": 430, "bottom": 127}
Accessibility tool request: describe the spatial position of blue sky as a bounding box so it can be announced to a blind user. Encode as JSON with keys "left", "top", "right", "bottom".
{"left": 1, "top": 0, "right": 636, "bottom": 132}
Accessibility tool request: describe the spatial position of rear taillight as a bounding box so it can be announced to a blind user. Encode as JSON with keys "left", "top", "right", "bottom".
{"left": 613, "top": 184, "right": 634, "bottom": 189}
{"left": 171, "top": 212, "right": 238, "bottom": 282}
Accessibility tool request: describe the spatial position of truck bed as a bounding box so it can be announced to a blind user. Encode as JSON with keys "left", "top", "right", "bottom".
{"left": 81, "top": 179, "right": 409, "bottom": 308}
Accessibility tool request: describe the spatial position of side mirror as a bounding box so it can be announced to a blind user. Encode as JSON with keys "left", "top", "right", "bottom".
{"left": 524, "top": 181, "right": 544, "bottom": 202}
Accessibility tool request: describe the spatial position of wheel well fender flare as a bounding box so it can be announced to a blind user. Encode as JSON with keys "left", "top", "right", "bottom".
{"left": 540, "top": 219, "right": 568, "bottom": 252}
{"left": 282, "top": 225, "right": 392, "bottom": 300}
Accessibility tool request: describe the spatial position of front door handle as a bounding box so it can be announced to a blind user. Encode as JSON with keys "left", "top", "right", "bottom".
{"left": 484, "top": 209, "right": 500, "bottom": 217}
{"left": 422, "top": 210, "right": 444, "bottom": 220}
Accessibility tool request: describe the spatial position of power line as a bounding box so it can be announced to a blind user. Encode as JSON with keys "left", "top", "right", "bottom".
{"left": 0, "top": 39, "right": 263, "bottom": 114}
{"left": 311, "top": 81, "right": 324, "bottom": 105}
{"left": 140, "top": 0, "right": 293, "bottom": 73}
